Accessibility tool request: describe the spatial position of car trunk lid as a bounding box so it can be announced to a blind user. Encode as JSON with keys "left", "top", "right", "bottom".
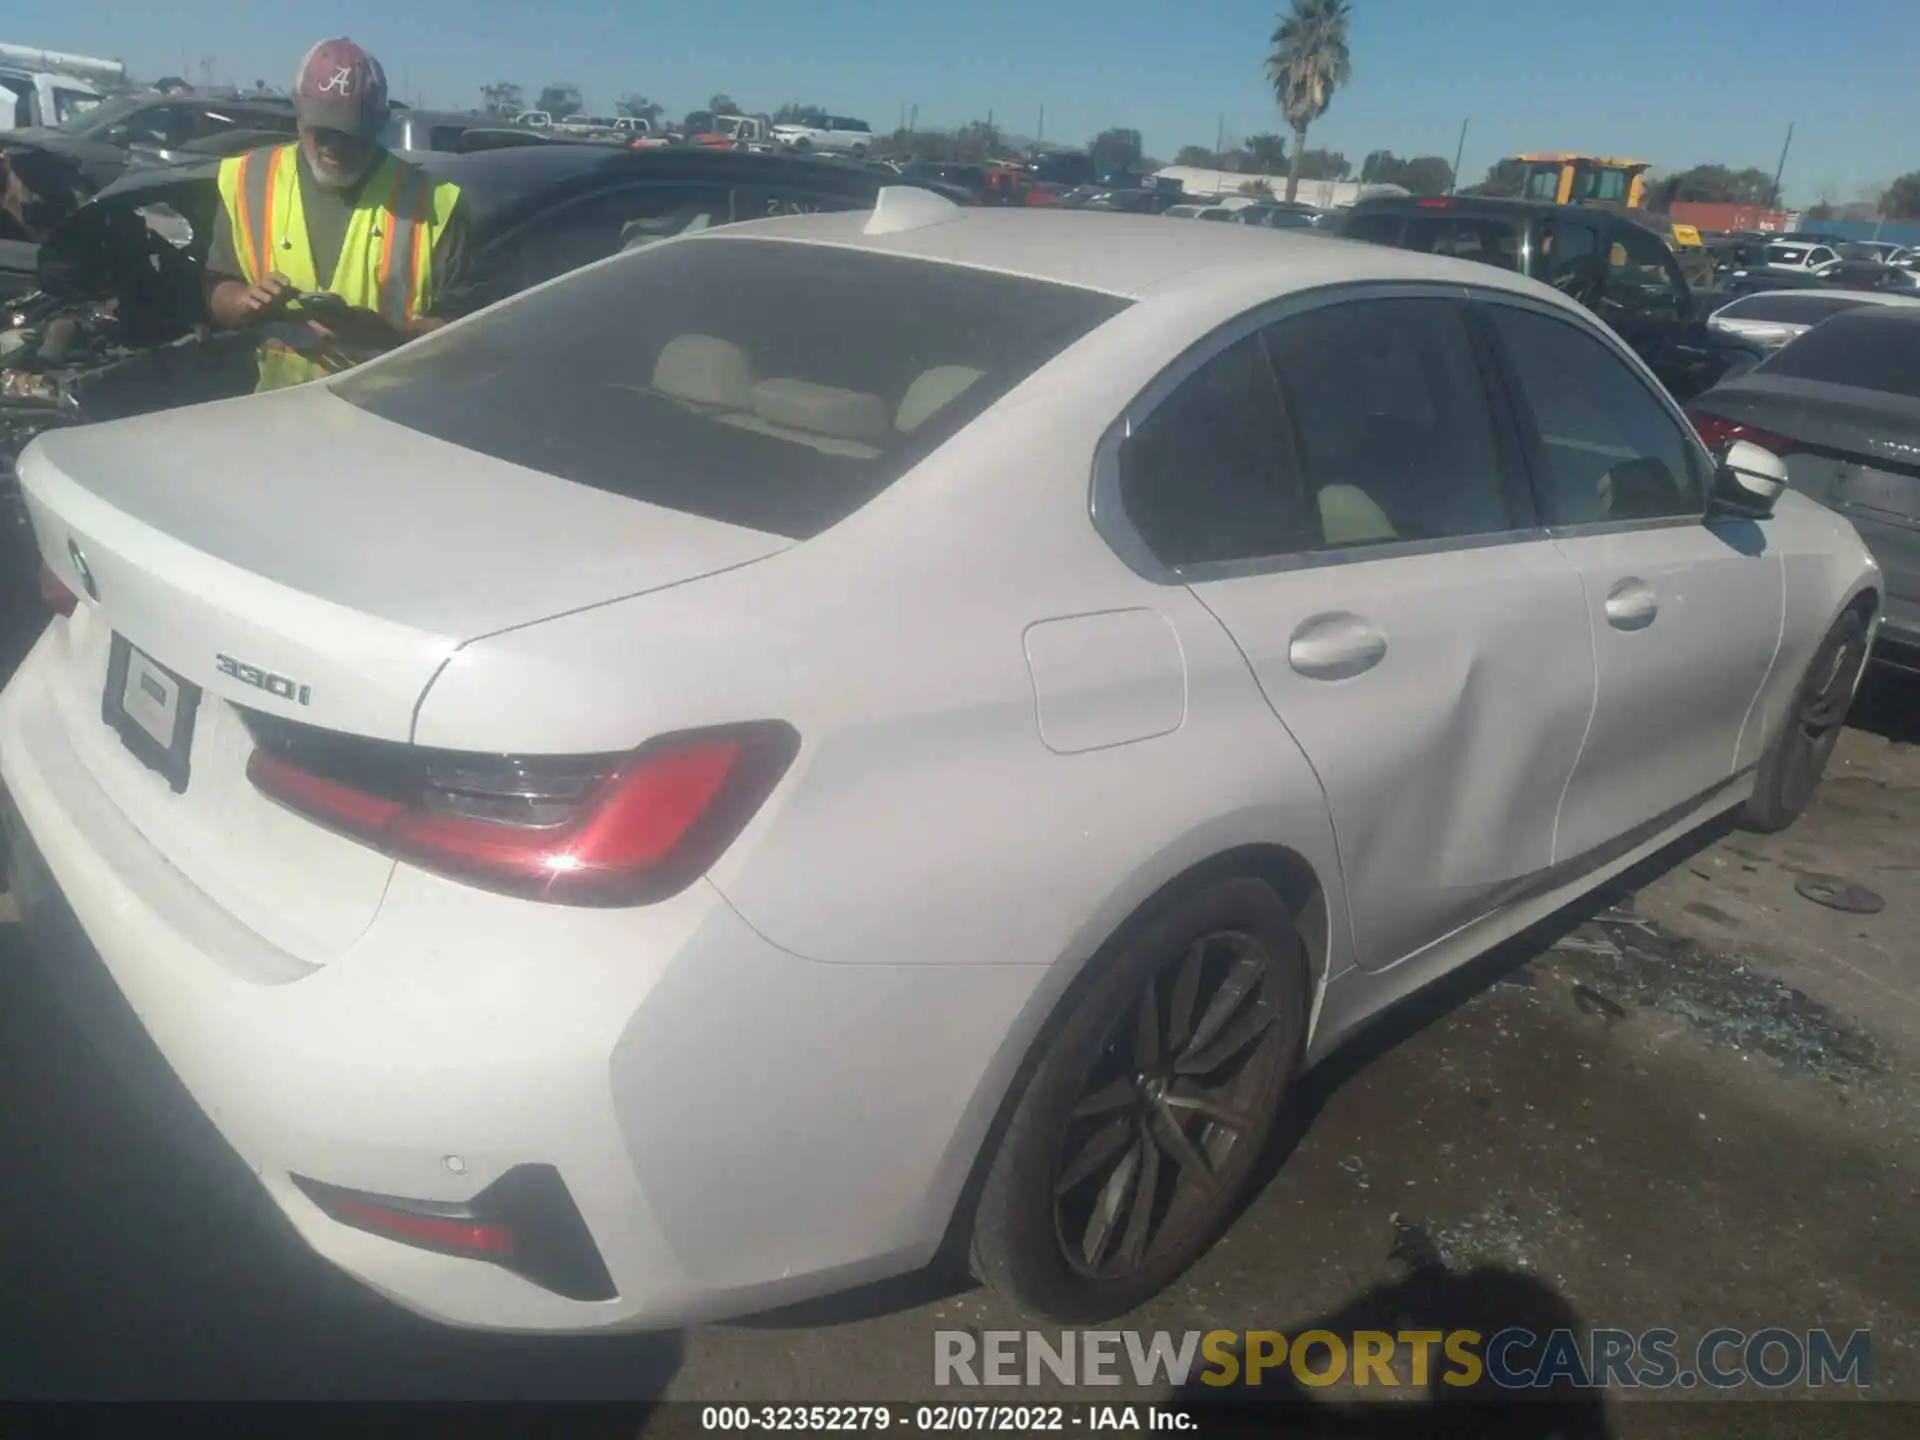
{"left": 17, "top": 384, "right": 791, "bottom": 961}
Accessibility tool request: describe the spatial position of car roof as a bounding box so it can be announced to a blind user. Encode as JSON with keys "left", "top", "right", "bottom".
{"left": 696, "top": 203, "right": 1577, "bottom": 308}
{"left": 1350, "top": 195, "right": 1559, "bottom": 217}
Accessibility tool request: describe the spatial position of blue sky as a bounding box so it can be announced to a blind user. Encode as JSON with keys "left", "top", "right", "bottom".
{"left": 11, "top": 0, "right": 1915, "bottom": 204}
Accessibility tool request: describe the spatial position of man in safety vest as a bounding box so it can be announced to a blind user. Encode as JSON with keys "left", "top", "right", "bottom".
{"left": 205, "top": 38, "right": 471, "bottom": 392}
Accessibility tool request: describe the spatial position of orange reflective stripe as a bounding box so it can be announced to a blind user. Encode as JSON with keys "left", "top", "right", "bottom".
{"left": 376, "top": 163, "right": 408, "bottom": 293}
{"left": 375, "top": 168, "right": 432, "bottom": 322}
{"left": 229, "top": 153, "right": 258, "bottom": 282}
{"left": 259, "top": 148, "right": 284, "bottom": 279}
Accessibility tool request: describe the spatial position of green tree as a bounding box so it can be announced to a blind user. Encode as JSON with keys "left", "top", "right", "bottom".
{"left": 1649, "top": 163, "right": 1779, "bottom": 208}
{"left": 953, "top": 119, "right": 1001, "bottom": 162}
{"left": 1462, "top": 157, "right": 1527, "bottom": 197}
{"left": 1243, "top": 132, "right": 1289, "bottom": 174}
{"left": 774, "top": 102, "right": 828, "bottom": 126}
{"left": 1295, "top": 148, "right": 1350, "bottom": 181}
{"left": 480, "top": 82, "right": 524, "bottom": 116}
{"left": 1175, "top": 144, "right": 1222, "bottom": 167}
{"left": 1265, "top": 0, "right": 1353, "bottom": 202}
{"left": 617, "top": 93, "right": 663, "bottom": 123}
{"left": 536, "top": 82, "right": 583, "bottom": 120}
{"left": 1884, "top": 172, "right": 1920, "bottom": 219}
{"left": 1805, "top": 200, "right": 1836, "bottom": 222}
{"left": 709, "top": 93, "right": 742, "bottom": 117}
{"left": 1089, "top": 127, "right": 1145, "bottom": 174}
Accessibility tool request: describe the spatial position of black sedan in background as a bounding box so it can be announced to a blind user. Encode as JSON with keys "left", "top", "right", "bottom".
{"left": 1687, "top": 307, "right": 1920, "bottom": 674}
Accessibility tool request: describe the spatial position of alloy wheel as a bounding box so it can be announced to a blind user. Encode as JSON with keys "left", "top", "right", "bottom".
{"left": 1051, "top": 931, "right": 1291, "bottom": 1279}
{"left": 1781, "top": 622, "right": 1868, "bottom": 812}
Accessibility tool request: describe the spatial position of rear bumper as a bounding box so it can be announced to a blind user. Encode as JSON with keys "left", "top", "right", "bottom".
{"left": 0, "top": 636, "right": 1044, "bottom": 1333}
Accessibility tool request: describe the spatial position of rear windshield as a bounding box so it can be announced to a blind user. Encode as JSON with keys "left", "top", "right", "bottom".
{"left": 1758, "top": 312, "right": 1920, "bottom": 399}
{"left": 1720, "top": 294, "right": 1873, "bottom": 324}
{"left": 336, "top": 237, "right": 1128, "bottom": 538}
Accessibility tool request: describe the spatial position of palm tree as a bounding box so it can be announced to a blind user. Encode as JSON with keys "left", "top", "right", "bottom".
{"left": 1265, "top": 0, "right": 1353, "bottom": 202}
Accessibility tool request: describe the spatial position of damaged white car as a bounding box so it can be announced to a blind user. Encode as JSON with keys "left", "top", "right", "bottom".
{"left": 1, "top": 191, "right": 1881, "bottom": 1332}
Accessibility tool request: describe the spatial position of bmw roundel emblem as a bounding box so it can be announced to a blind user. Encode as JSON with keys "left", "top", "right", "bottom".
{"left": 67, "top": 538, "right": 98, "bottom": 601}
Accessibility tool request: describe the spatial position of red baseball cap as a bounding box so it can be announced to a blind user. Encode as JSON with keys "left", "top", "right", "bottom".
{"left": 292, "top": 37, "right": 389, "bottom": 138}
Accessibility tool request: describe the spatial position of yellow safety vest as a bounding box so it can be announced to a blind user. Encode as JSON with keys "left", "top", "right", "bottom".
{"left": 216, "top": 144, "right": 462, "bottom": 392}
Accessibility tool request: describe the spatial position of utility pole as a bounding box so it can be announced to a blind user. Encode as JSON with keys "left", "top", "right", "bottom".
{"left": 1450, "top": 117, "right": 1470, "bottom": 194}
{"left": 898, "top": 102, "right": 906, "bottom": 131}
{"left": 1037, "top": 104, "right": 1044, "bottom": 144}
{"left": 909, "top": 103, "right": 918, "bottom": 132}
{"left": 1769, "top": 121, "right": 1795, "bottom": 210}
{"left": 1216, "top": 112, "right": 1225, "bottom": 156}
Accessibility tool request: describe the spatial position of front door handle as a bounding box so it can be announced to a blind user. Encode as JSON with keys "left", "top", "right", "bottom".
{"left": 1604, "top": 578, "right": 1659, "bottom": 631}
{"left": 1288, "top": 612, "right": 1387, "bottom": 680}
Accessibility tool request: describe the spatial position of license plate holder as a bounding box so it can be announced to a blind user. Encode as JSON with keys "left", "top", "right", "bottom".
{"left": 103, "top": 635, "right": 201, "bottom": 794}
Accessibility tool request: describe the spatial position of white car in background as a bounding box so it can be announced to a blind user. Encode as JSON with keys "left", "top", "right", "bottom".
{"left": 769, "top": 114, "right": 874, "bottom": 155}
{"left": 1706, "top": 288, "right": 1920, "bottom": 352}
{"left": 1, "top": 192, "right": 1880, "bottom": 1333}
{"left": 1763, "top": 240, "right": 1841, "bottom": 273}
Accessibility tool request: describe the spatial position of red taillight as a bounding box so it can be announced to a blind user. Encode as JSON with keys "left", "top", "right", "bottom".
{"left": 1685, "top": 409, "right": 1798, "bottom": 455}
{"left": 38, "top": 562, "right": 78, "bottom": 617}
{"left": 327, "top": 1198, "right": 514, "bottom": 1256}
{"left": 1417, "top": 198, "right": 1453, "bottom": 208}
{"left": 246, "top": 723, "right": 799, "bottom": 905}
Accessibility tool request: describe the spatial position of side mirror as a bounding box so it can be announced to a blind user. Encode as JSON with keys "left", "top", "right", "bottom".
{"left": 1711, "top": 438, "right": 1788, "bottom": 518}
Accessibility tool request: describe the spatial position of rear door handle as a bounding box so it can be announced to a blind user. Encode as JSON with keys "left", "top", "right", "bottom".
{"left": 1288, "top": 612, "right": 1387, "bottom": 680}
{"left": 1604, "top": 578, "right": 1659, "bottom": 631}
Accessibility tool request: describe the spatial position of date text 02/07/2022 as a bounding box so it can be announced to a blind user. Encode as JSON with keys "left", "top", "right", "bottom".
{"left": 698, "top": 1404, "right": 1198, "bottom": 1433}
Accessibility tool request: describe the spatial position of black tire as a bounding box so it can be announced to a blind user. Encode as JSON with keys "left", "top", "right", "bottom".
{"left": 1743, "top": 606, "right": 1871, "bottom": 833}
{"left": 971, "top": 877, "right": 1308, "bottom": 1321}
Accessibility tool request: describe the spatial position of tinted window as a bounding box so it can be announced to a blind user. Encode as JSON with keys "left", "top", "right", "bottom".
{"left": 1267, "top": 298, "right": 1513, "bottom": 546}
{"left": 1399, "top": 216, "right": 1524, "bottom": 271}
{"left": 1539, "top": 220, "right": 1603, "bottom": 304}
{"left": 1758, "top": 312, "right": 1920, "bottom": 398}
{"left": 338, "top": 240, "right": 1127, "bottom": 539}
{"left": 1342, "top": 212, "right": 1404, "bottom": 245}
{"left": 1766, "top": 245, "right": 1809, "bottom": 265}
{"left": 1601, "top": 226, "right": 1685, "bottom": 317}
{"left": 1720, "top": 294, "right": 1873, "bottom": 324}
{"left": 1486, "top": 306, "right": 1704, "bottom": 525}
{"left": 1118, "top": 335, "right": 1316, "bottom": 568}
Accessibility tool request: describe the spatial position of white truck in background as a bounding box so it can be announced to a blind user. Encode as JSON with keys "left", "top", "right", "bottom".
{"left": 769, "top": 114, "right": 874, "bottom": 155}
{"left": 0, "top": 44, "right": 119, "bottom": 133}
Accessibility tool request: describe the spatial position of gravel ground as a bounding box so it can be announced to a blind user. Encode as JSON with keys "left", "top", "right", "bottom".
{"left": 0, "top": 667, "right": 1914, "bottom": 1437}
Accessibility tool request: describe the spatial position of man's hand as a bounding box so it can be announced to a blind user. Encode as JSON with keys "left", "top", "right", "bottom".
{"left": 209, "top": 272, "right": 292, "bottom": 328}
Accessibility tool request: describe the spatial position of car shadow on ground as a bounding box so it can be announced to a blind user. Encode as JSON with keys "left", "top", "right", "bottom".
{"left": 1849, "top": 665, "right": 1920, "bottom": 746}
{"left": 1173, "top": 1260, "right": 1612, "bottom": 1439}
{"left": 0, "top": 920, "right": 684, "bottom": 1407}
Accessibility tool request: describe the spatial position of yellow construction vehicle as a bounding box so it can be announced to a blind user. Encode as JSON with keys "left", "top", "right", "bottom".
{"left": 1513, "top": 153, "right": 1653, "bottom": 209}
{"left": 1509, "top": 153, "right": 1715, "bottom": 286}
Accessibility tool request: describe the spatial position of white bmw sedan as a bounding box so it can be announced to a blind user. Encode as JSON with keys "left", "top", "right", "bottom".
{"left": 0, "top": 190, "right": 1881, "bottom": 1332}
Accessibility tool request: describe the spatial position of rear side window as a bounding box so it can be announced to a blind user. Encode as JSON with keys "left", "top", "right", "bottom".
{"left": 1118, "top": 335, "right": 1316, "bottom": 568}
{"left": 1484, "top": 305, "right": 1704, "bottom": 526}
{"left": 337, "top": 240, "right": 1127, "bottom": 539}
{"left": 1266, "top": 298, "right": 1513, "bottom": 545}
{"left": 1116, "top": 297, "right": 1513, "bottom": 570}
{"left": 1399, "top": 217, "right": 1524, "bottom": 271}
{"left": 1342, "top": 212, "right": 1404, "bottom": 245}
{"left": 1759, "top": 312, "right": 1920, "bottom": 399}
